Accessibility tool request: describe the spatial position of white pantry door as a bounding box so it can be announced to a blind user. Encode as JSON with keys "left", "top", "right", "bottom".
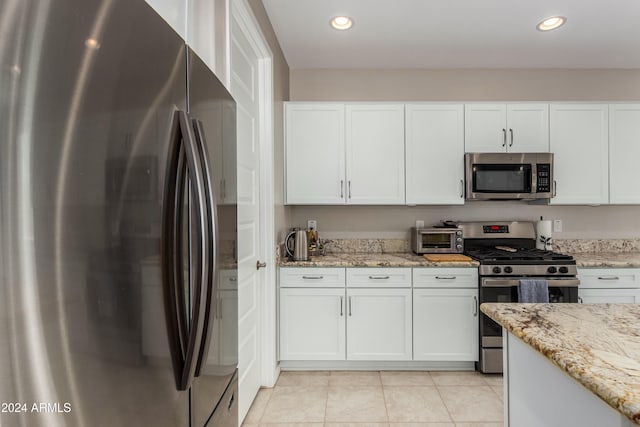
{"left": 231, "top": 3, "right": 264, "bottom": 422}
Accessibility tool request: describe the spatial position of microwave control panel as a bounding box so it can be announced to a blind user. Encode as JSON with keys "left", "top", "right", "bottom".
{"left": 536, "top": 164, "right": 551, "bottom": 193}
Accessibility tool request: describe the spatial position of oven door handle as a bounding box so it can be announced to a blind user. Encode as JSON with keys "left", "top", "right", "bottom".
{"left": 481, "top": 278, "right": 580, "bottom": 288}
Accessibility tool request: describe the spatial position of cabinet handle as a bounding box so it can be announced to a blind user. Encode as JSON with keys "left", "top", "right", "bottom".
{"left": 435, "top": 276, "right": 456, "bottom": 280}
{"left": 348, "top": 180, "right": 352, "bottom": 199}
{"left": 578, "top": 296, "right": 584, "bottom": 304}
{"left": 302, "top": 275, "right": 324, "bottom": 280}
{"left": 553, "top": 180, "right": 557, "bottom": 197}
{"left": 348, "top": 296, "right": 352, "bottom": 316}
{"left": 340, "top": 180, "right": 344, "bottom": 198}
{"left": 368, "top": 275, "right": 390, "bottom": 280}
{"left": 597, "top": 276, "right": 620, "bottom": 281}
{"left": 509, "top": 128, "right": 514, "bottom": 147}
{"left": 502, "top": 128, "right": 507, "bottom": 147}
{"left": 473, "top": 296, "right": 478, "bottom": 316}
{"left": 340, "top": 296, "right": 344, "bottom": 316}
{"left": 460, "top": 179, "right": 464, "bottom": 198}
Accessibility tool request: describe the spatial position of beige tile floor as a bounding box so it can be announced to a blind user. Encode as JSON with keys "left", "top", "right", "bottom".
{"left": 242, "top": 370, "right": 504, "bottom": 427}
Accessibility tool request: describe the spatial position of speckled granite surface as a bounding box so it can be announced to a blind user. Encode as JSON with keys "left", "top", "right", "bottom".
{"left": 555, "top": 239, "right": 640, "bottom": 254}
{"left": 572, "top": 252, "right": 640, "bottom": 268}
{"left": 481, "top": 303, "right": 640, "bottom": 425}
{"left": 279, "top": 252, "right": 478, "bottom": 268}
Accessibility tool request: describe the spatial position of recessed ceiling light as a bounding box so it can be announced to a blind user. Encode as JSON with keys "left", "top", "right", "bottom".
{"left": 536, "top": 16, "right": 567, "bottom": 31}
{"left": 330, "top": 16, "right": 353, "bottom": 30}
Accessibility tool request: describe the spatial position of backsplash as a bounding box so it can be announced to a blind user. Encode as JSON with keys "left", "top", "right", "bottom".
{"left": 278, "top": 238, "right": 640, "bottom": 258}
{"left": 322, "top": 238, "right": 409, "bottom": 254}
{"left": 554, "top": 239, "right": 640, "bottom": 254}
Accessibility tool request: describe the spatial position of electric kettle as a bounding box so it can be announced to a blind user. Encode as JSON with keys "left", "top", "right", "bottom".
{"left": 285, "top": 228, "right": 309, "bottom": 261}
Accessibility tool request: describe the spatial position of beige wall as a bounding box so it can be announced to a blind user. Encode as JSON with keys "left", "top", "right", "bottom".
{"left": 287, "top": 68, "right": 640, "bottom": 240}
{"left": 247, "top": 0, "right": 291, "bottom": 241}
{"left": 290, "top": 69, "right": 640, "bottom": 101}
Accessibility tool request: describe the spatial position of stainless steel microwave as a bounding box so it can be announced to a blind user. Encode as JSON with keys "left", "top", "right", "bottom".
{"left": 464, "top": 152, "right": 554, "bottom": 201}
{"left": 411, "top": 227, "right": 464, "bottom": 254}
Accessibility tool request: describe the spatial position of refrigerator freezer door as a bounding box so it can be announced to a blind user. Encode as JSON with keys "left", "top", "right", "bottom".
{"left": 187, "top": 49, "right": 238, "bottom": 427}
{"left": 0, "top": 0, "right": 188, "bottom": 425}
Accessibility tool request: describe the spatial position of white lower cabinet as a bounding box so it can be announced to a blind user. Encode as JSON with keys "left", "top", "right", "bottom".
{"left": 279, "top": 288, "right": 346, "bottom": 360}
{"left": 413, "top": 268, "right": 479, "bottom": 362}
{"left": 279, "top": 266, "right": 479, "bottom": 364}
{"left": 578, "top": 268, "right": 640, "bottom": 304}
{"left": 413, "top": 288, "right": 478, "bottom": 361}
{"left": 346, "top": 288, "right": 412, "bottom": 361}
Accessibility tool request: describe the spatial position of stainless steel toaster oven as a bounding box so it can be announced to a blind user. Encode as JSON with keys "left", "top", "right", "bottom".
{"left": 411, "top": 227, "right": 463, "bottom": 254}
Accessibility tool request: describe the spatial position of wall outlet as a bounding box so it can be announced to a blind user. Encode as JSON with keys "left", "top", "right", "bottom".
{"left": 415, "top": 220, "right": 425, "bottom": 228}
{"left": 307, "top": 219, "right": 317, "bottom": 230}
{"left": 553, "top": 219, "right": 563, "bottom": 232}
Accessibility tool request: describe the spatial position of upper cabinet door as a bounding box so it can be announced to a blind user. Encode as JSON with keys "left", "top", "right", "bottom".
{"left": 465, "top": 104, "right": 549, "bottom": 153}
{"left": 464, "top": 104, "right": 507, "bottom": 153}
{"left": 506, "top": 104, "right": 549, "bottom": 152}
{"left": 406, "top": 104, "right": 465, "bottom": 205}
{"left": 609, "top": 104, "right": 640, "bottom": 204}
{"left": 145, "top": 0, "right": 187, "bottom": 40}
{"left": 550, "top": 104, "right": 609, "bottom": 205}
{"left": 345, "top": 104, "right": 406, "bottom": 204}
{"left": 285, "top": 103, "right": 346, "bottom": 204}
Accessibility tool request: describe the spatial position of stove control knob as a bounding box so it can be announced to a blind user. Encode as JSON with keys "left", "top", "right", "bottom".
{"left": 559, "top": 266, "right": 569, "bottom": 274}
{"left": 492, "top": 267, "right": 502, "bottom": 274}
{"left": 504, "top": 266, "right": 513, "bottom": 274}
{"left": 547, "top": 266, "right": 558, "bottom": 274}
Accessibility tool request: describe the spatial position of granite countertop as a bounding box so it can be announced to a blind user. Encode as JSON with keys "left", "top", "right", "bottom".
{"left": 572, "top": 252, "right": 640, "bottom": 268}
{"left": 278, "top": 252, "right": 479, "bottom": 268}
{"left": 481, "top": 303, "right": 640, "bottom": 425}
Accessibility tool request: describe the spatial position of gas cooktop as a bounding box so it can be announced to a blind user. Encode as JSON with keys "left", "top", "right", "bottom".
{"left": 464, "top": 247, "right": 575, "bottom": 264}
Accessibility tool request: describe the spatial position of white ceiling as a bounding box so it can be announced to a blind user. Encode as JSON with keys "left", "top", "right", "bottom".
{"left": 260, "top": 0, "right": 640, "bottom": 69}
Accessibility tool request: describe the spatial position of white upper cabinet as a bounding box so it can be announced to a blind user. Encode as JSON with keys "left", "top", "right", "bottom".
{"left": 187, "top": 0, "right": 228, "bottom": 84}
{"left": 465, "top": 103, "right": 549, "bottom": 153}
{"left": 550, "top": 104, "right": 609, "bottom": 205}
{"left": 145, "top": 0, "right": 187, "bottom": 39}
{"left": 609, "top": 104, "right": 640, "bottom": 204}
{"left": 405, "top": 104, "right": 465, "bottom": 205}
{"left": 345, "top": 104, "right": 406, "bottom": 204}
{"left": 285, "top": 103, "right": 405, "bottom": 205}
{"left": 285, "top": 103, "right": 346, "bottom": 204}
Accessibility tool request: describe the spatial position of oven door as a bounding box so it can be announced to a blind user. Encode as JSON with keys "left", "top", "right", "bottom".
{"left": 478, "top": 276, "right": 579, "bottom": 373}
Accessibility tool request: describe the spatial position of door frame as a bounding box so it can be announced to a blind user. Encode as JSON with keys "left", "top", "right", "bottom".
{"left": 230, "top": 0, "right": 278, "bottom": 389}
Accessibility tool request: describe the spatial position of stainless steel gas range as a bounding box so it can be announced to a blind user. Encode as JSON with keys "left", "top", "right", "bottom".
{"left": 460, "top": 221, "right": 579, "bottom": 374}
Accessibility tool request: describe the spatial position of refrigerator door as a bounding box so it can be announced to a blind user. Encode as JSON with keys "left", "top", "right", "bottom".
{"left": 0, "top": 0, "right": 189, "bottom": 426}
{"left": 187, "top": 50, "right": 238, "bottom": 427}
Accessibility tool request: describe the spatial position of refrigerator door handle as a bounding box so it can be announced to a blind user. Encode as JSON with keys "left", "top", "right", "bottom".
{"left": 162, "top": 110, "right": 209, "bottom": 391}
{"left": 192, "top": 118, "right": 219, "bottom": 377}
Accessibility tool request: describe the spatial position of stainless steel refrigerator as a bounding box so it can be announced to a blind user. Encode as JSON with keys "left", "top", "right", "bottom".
{"left": 0, "top": 1, "right": 238, "bottom": 426}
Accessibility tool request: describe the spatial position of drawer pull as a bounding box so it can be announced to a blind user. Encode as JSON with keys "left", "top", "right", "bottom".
{"left": 302, "top": 275, "right": 324, "bottom": 280}
{"left": 368, "top": 275, "right": 390, "bottom": 280}
{"left": 597, "top": 276, "right": 620, "bottom": 281}
{"left": 436, "top": 276, "right": 457, "bottom": 280}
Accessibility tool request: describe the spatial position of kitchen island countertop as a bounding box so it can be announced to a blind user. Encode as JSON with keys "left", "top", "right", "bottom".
{"left": 481, "top": 302, "right": 640, "bottom": 425}
{"left": 278, "top": 252, "right": 479, "bottom": 268}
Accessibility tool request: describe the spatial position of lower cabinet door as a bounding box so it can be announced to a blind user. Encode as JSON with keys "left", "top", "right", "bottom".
{"left": 346, "top": 288, "right": 412, "bottom": 361}
{"left": 279, "top": 288, "right": 346, "bottom": 360}
{"left": 579, "top": 288, "right": 640, "bottom": 304}
{"left": 413, "top": 288, "right": 479, "bottom": 361}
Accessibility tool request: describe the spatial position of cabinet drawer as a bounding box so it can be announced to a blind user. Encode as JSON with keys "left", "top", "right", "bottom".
{"left": 346, "top": 268, "right": 411, "bottom": 288}
{"left": 413, "top": 268, "right": 478, "bottom": 288}
{"left": 577, "top": 268, "right": 640, "bottom": 289}
{"left": 279, "top": 267, "right": 345, "bottom": 288}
